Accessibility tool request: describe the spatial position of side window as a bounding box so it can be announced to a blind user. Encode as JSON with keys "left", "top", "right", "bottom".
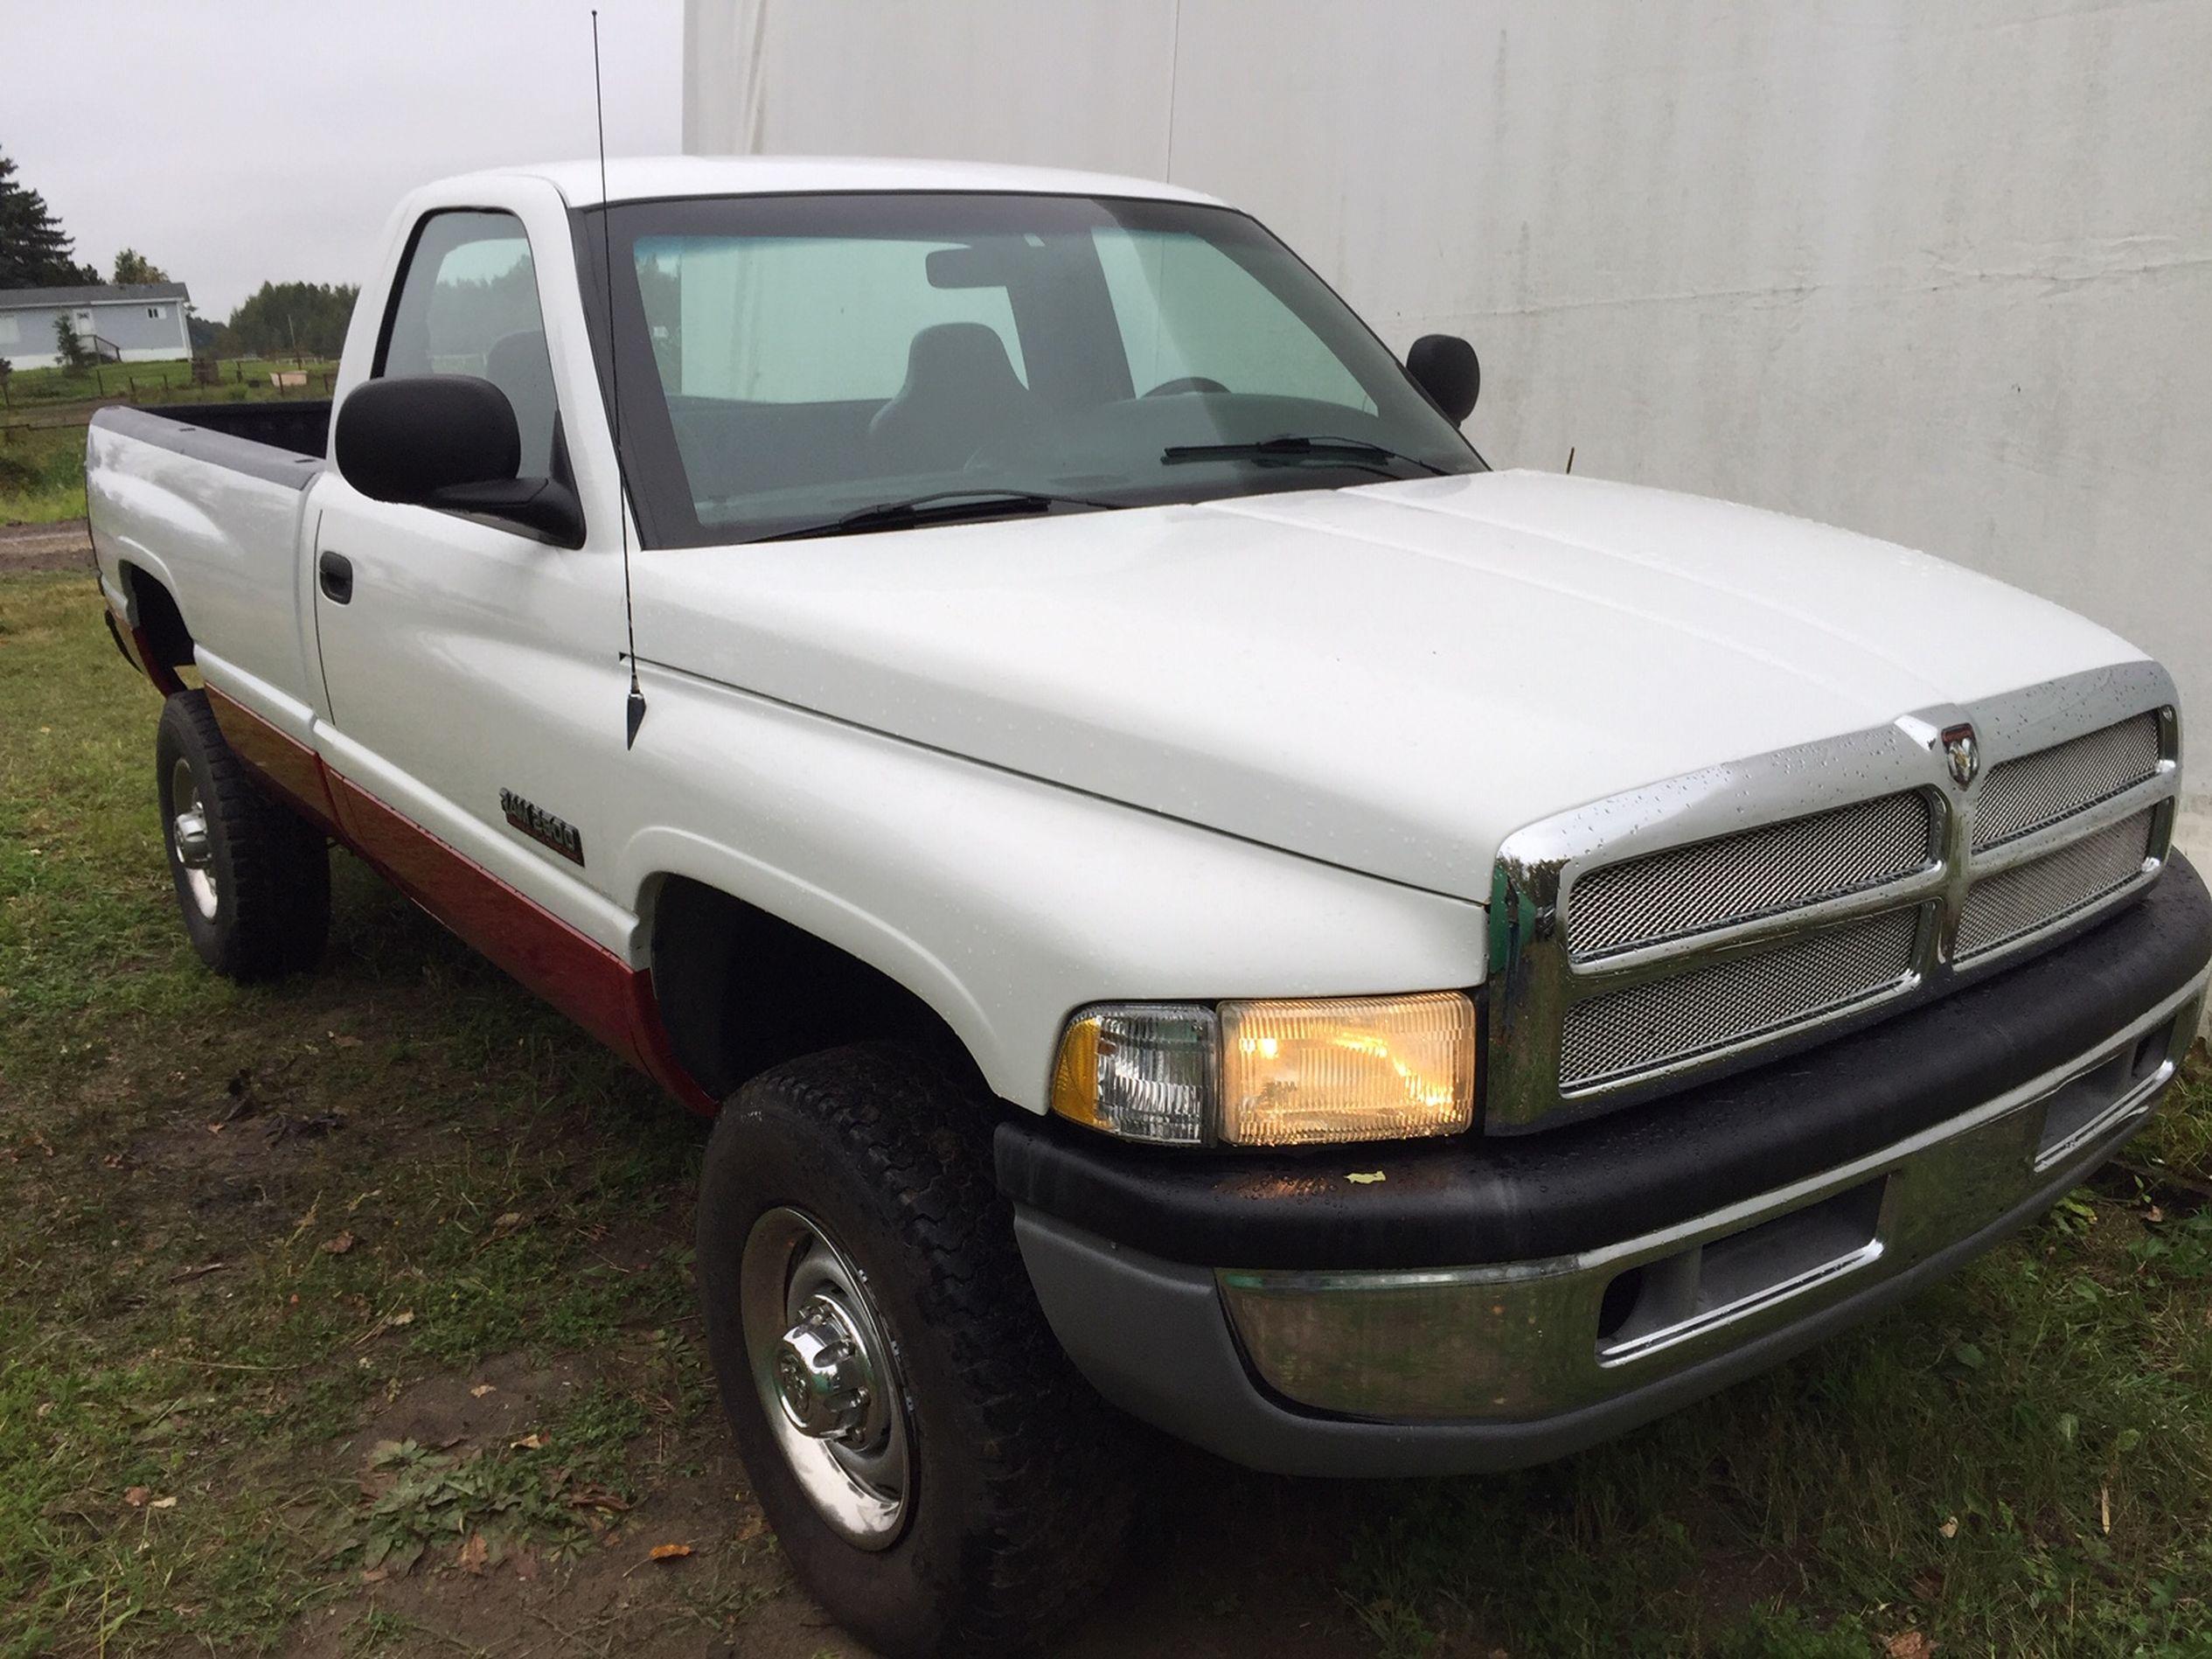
{"left": 636, "top": 234, "right": 1026, "bottom": 404}
{"left": 379, "top": 210, "right": 560, "bottom": 477}
{"left": 1095, "top": 227, "right": 1372, "bottom": 411}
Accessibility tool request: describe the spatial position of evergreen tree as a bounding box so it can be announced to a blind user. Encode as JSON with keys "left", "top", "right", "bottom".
{"left": 226, "top": 281, "right": 360, "bottom": 359}
{"left": 0, "top": 151, "right": 97, "bottom": 287}
{"left": 53, "top": 314, "right": 94, "bottom": 369}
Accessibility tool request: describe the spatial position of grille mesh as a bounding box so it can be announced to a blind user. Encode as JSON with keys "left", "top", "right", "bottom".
{"left": 1565, "top": 792, "right": 1933, "bottom": 959}
{"left": 1972, "top": 713, "right": 2160, "bottom": 850}
{"left": 1559, "top": 910, "right": 1919, "bottom": 1091}
{"left": 1957, "top": 809, "right": 2154, "bottom": 959}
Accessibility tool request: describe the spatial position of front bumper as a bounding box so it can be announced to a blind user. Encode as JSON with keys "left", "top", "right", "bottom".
{"left": 1001, "top": 858, "right": 2211, "bottom": 1477}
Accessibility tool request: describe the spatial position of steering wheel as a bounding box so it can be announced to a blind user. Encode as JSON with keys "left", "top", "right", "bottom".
{"left": 1142, "top": 376, "right": 1230, "bottom": 397}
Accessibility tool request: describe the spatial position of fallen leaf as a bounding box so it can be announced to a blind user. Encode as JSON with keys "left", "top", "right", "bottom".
{"left": 1884, "top": 1634, "right": 1935, "bottom": 1659}
{"left": 332, "top": 1034, "right": 363, "bottom": 1049}
{"left": 511, "top": 1432, "right": 548, "bottom": 1451}
{"left": 123, "top": 1486, "right": 150, "bottom": 1508}
{"left": 457, "top": 1532, "right": 490, "bottom": 1575}
{"left": 1937, "top": 1516, "right": 1959, "bottom": 1539}
{"left": 493, "top": 1211, "right": 524, "bottom": 1231}
{"left": 358, "top": 1567, "right": 387, "bottom": 1585}
{"left": 470, "top": 1384, "right": 497, "bottom": 1398}
{"left": 2147, "top": 1205, "right": 2165, "bottom": 1223}
{"left": 648, "top": 1542, "right": 692, "bottom": 1562}
{"left": 1346, "top": 1170, "right": 1387, "bottom": 1185}
{"left": 2101, "top": 1483, "right": 2111, "bottom": 1535}
{"left": 321, "top": 1231, "right": 356, "bottom": 1256}
{"left": 149, "top": 1495, "right": 178, "bottom": 1510}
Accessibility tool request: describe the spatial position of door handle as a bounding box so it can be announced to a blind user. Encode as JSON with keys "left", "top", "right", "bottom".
{"left": 318, "top": 549, "right": 353, "bottom": 604}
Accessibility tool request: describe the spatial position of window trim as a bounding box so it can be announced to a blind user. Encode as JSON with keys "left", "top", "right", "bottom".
{"left": 370, "top": 205, "right": 572, "bottom": 498}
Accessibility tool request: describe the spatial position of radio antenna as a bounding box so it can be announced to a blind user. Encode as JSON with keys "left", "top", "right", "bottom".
{"left": 594, "top": 9, "right": 646, "bottom": 749}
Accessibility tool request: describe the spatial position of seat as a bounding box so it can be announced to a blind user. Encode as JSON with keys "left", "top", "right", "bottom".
{"left": 867, "top": 322, "right": 1033, "bottom": 475}
{"left": 483, "top": 329, "right": 558, "bottom": 477}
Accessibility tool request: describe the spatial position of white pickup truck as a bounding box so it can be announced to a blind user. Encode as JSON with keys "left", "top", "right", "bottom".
{"left": 89, "top": 158, "right": 2209, "bottom": 1656}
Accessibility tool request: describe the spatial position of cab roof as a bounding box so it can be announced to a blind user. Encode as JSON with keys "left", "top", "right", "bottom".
{"left": 442, "top": 156, "right": 1226, "bottom": 210}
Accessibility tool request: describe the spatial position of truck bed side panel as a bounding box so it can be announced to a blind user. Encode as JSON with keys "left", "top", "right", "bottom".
{"left": 87, "top": 409, "right": 326, "bottom": 735}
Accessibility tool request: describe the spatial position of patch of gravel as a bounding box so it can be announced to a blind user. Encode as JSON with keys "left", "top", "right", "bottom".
{"left": 0, "top": 519, "right": 94, "bottom": 574}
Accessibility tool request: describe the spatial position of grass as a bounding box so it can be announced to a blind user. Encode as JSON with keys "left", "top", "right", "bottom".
{"left": 1, "top": 355, "right": 340, "bottom": 412}
{"left": 1, "top": 358, "right": 339, "bottom": 525}
{"left": 0, "top": 571, "right": 718, "bottom": 1654}
{"left": 3, "top": 563, "right": 2212, "bottom": 1655}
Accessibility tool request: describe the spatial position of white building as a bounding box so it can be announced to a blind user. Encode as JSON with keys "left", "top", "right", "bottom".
{"left": 681, "top": 0, "right": 2212, "bottom": 846}
{"left": 0, "top": 282, "right": 191, "bottom": 370}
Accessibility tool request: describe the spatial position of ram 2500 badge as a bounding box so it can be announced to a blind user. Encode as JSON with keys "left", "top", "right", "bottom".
{"left": 86, "top": 158, "right": 2211, "bottom": 1657}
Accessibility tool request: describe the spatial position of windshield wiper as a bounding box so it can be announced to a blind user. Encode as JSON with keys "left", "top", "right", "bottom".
{"left": 754, "top": 489, "right": 1117, "bottom": 543}
{"left": 1160, "top": 435, "right": 1447, "bottom": 477}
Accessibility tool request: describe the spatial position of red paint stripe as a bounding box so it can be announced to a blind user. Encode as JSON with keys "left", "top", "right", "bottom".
{"left": 206, "top": 686, "right": 341, "bottom": 834}
{"left": 201, "top": 694, "right": 714, "bottom": 1114}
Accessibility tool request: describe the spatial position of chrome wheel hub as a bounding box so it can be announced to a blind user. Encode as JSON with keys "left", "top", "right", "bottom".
{"left": 772, "top": 1295, "right": 878, "bottom": 1441}
{"left": 168, "top": 759, "right": 218, "bottom": 921}
{"left": 741, "top": 1207, "right": 912, "bottom": 1548}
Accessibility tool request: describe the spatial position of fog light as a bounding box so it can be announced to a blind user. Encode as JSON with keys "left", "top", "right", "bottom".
{"left": 1219, "top": 993, "right": 1477, "bottom": 1147}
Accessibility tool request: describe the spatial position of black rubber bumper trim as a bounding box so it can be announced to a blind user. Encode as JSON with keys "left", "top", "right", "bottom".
{"left": 997, "top": 854, "right": 2211, "bottom": 1272}
{"left": 1011, "top": 1088, "right": 2173, "bottom": 1478}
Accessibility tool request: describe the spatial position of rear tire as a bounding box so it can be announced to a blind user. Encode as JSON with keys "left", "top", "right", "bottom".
{"left": 696, "top": 1043, "right": 1135, "bottom": 1656}
{"left": 155, "top": 689, "right": 330, "bottom": 980}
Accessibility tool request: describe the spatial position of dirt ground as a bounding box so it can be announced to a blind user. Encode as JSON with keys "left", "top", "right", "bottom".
{"left": 0, "top": 517, "right": 94, "bottom": 573}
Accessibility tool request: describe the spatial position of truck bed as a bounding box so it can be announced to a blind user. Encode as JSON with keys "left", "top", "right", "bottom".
{"left": 90, "top": 401, "right": 330, "bottom": 487}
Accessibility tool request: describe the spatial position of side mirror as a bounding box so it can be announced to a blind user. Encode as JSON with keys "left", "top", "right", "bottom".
{"left": 334, "top": 375, "right": 583, "bottom": 547}
{"left": 1405, "top": 334, "right": 1479, "bottom": 425}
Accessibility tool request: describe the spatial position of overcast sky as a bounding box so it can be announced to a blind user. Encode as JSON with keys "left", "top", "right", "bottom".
{"left": 4, "top": 0, "right": 683, "bottom": 317}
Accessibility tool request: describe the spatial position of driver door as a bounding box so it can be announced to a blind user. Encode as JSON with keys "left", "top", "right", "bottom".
{"left": 313, "top": 208, "right": 630, "bottom": 911}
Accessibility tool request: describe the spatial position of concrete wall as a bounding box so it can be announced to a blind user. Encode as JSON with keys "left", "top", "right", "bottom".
{"left": 683, "top": 0, "right": 2212, "bottom": 840}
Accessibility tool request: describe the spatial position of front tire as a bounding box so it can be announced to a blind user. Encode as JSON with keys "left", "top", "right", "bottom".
{"left": 155, "top": 690, "right": 330, "bottom": 980}
{"left": 696, "top": 1044, "right": 1135, "bottom": 1656}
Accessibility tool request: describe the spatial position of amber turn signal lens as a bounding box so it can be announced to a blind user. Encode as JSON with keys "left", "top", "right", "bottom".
{"left": 1216, "top": 993, "right": 1477, "bottom": 1147}
{"left": 1049, "top": 1004, "right": 1216, "bottom": 1145}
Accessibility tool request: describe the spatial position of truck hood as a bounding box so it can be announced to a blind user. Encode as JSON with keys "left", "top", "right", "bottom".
{"left": 636, "top": 469, "right": 2146, "bottom": 901}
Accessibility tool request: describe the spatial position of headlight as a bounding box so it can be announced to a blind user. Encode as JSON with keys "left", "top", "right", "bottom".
{"left": 1049, "top": 992, "right": 1478, "bottom": 1148}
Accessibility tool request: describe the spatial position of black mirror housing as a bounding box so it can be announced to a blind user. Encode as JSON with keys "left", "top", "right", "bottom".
{"left": 1406, "top": 334, "right": 1480, "bottom": 425}
{"left": 336, "top": 375, "right": 521, "bottom": 503}
{"left": 334, "top": 374, "right": 583, "bottom": 547}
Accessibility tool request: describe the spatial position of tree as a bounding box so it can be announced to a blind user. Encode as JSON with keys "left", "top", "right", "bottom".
{"left": 112, "top": 248, "right": 170, "bottom": 285}
{"left": 53, "top": 314, "right": 94, "bottom": 369}
{"left": 225, "top": 281, "right": 360, "bottom": 359}
{"left": 0, "top": 151, "right": 97, "bottom": 288}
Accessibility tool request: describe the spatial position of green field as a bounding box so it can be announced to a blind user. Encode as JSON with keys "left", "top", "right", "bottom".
{"left": 3, "top": 567, "right": 2212, "bottom": 1656}
{"left": 1, "top": 358, "right": 338, "bottom": 526}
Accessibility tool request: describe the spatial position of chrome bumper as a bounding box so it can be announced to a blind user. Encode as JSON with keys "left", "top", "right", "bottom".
{"left": 1218, "top": 972, "right": 2205, "bottom": 1424}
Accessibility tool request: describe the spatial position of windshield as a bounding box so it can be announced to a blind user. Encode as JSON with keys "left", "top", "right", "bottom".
{"left": 579, "top": 193, "right": 1482, "bottom": 547}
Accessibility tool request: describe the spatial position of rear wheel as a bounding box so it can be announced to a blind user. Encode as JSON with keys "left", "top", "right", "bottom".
{"left": 155, "top": 690, "right": 330, "bottom": 980}
{"left": 696, "top": 1043, "right": 1136, "bottom": 1656}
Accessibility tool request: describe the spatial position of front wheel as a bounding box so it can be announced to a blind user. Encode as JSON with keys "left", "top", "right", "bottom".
{"left": 696, "top": 1044, "right": 1136, "bottom": 1656}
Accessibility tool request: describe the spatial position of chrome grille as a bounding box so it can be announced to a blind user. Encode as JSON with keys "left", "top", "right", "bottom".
{"left": 1559, "top": 910, "right": 1919, "bottom": 1092}
{"left": 1566, "top": 791, "right": 1933, "bottom": 959}
{"left": 1487, "top": 670, "right": 2180, "bottom": 1132}
{"left": 1957, "top": 809, "right": 2155, "bottom": 959}
{"left": 1972, "top": 713, "right": 2160, "bottom": 850}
